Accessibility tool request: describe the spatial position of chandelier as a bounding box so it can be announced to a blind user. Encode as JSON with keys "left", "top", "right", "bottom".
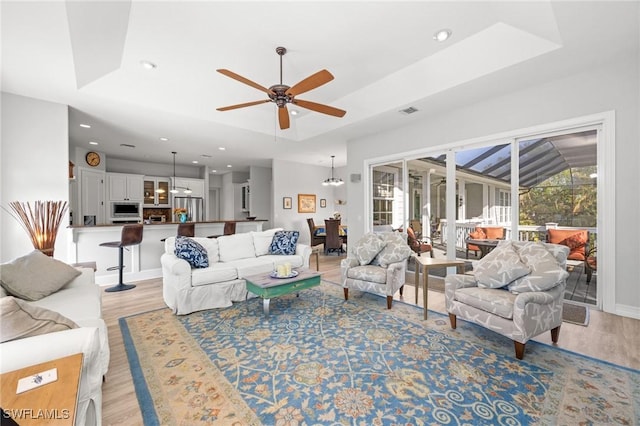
{"left": 322, "top": 155, "right": 344, "bottom": 186}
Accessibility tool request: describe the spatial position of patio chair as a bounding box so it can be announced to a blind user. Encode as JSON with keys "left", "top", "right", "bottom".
{"left": 466, "top": 226, "right": 505, "bottom": 259}
{"left": 407, "top": 227, "right": 433, "bottom": 258}
{"left": 546, "top": 229, "right": 589, "bottom": 267}
{"left": 409, "top": 219, "right": 422, "bottom": 239}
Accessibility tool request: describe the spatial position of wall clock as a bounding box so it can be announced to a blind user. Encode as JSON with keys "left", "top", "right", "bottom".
{"left": 85, "top": 151, "right": 101, "bottom": 167}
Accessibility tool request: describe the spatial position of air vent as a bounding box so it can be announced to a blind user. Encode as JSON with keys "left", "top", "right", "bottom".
{"left": 399, "top": 106, "right": 419, "bottom": 115}
{"left": 120, "top": 143, "right": 136, "bottom": 148}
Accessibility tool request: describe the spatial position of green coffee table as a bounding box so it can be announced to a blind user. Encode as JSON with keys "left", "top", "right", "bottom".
{"left": 245, "top": 268, "right": 321, "bottom": 316}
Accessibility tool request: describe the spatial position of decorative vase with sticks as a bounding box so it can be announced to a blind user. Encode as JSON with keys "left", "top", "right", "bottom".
{"left": 7, "top": 200, "right": 68, "bottom": 257}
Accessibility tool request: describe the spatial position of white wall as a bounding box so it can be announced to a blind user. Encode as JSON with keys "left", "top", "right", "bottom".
{"left": 248, "top": 166, "right": 272, "bottom": 228}
{"left": 272, "top": 159, "right": 345, "bottom": 245}
{"left": 347, "top": 55, "right": 640, "bottom": 315}
{"left": 1, "top": 93, "right": 70, "bottom": 262}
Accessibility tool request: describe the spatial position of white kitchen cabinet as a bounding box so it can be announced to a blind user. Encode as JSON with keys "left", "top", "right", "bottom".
{"left": 108, "top": 173, "right": 144, "bottom": 201}
{"left": 172, "top": 177, "right": 205, "bottom": 198}
{"left": 143, "top": 177, "right": 171, "bottom": 207}
{"left": 79, "top": 168, "right": 105, "bottom": 225}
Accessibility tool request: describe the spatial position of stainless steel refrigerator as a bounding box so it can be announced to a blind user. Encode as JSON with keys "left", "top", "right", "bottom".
{"left": 173, "top": 196, "right": 204, "bottom": 222}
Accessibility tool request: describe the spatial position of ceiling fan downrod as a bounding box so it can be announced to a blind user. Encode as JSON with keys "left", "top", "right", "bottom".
{"left": 270, "top": 46, "right": 291, "bottom": 108}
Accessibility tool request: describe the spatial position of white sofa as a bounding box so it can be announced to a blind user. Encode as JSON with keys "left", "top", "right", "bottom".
{"left": 161, "top": 229, "right": 312, "bottom": 315}
{"left": 0, "top": 267, "right": 109, "bottom": 426}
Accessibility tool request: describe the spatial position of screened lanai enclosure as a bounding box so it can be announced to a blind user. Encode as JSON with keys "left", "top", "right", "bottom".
{"left": 371, "top": 129, "right": 598, "bottom": 305}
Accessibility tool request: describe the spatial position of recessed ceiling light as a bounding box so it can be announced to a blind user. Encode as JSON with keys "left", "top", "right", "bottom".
{"left": 211, "top": 170, "right": 217, "bottom": 173}
{"left": 192, "top": 160, "right": 199, "bottom": 164}
{"left": 290, "top": 110, "right": 299, "bottom": 116}
{"left": 140, "top": 60, "right": 157, "bottom": 70}
{"left": 227, "top": 164, "right": 232, "bottom": 168}
{"left": 433, "top": 29, "right": 452, "bottom": 42}
{"left": 218, "top": 147, "right": 226, "bottom": 151}
{"left": 159, "top": 137, "right": 169, "bottom": 141}
{"left": 89, "top": 141, "right": 99, "bottom": 145}
{"left": 79, "top": 123, "right": 91, "bottom": 128}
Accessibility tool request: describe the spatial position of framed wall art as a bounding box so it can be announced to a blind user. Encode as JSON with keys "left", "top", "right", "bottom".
{"left": 297, "top": 194, "right": 316, "bottom": 213}
{"left": 320, "top": 198, "right": 327, "bottom": 208}
{"left": 283, "top": 197, "right": 292, "bottom": 209}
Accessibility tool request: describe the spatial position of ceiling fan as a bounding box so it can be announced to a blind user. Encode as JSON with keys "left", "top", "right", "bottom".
{"left": 216, "top": 46, "right": 346, "bottom": 130}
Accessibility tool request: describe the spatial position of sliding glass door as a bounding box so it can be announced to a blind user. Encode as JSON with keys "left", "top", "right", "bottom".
{"left": 367, "top": 129, "right": 599, "bottom": 306}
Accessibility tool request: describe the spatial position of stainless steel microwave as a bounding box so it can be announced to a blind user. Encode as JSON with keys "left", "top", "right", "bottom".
{"left": 111, "top": 201, "right": 141, "bottom": 218}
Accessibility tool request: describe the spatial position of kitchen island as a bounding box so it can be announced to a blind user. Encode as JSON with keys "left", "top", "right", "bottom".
{"left": 67, "top": 220, "right": 267, "bottom": 285}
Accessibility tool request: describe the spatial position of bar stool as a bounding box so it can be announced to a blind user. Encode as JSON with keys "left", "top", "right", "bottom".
{"left": 100, "top": 224, "right": 143, "bottom": 292}
{"left": 207, "top": 221, "right": 236, "bottom": 238}
{"left": 160, "top": 223, "right": 195, "bottom": 242}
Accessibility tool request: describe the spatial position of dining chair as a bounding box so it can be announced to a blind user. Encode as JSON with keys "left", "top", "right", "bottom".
{"left": 324, "top": 219, "right": 344, "bottom": 255}
{"left": 307, "top": 218, "right": 326, "bottom": 248}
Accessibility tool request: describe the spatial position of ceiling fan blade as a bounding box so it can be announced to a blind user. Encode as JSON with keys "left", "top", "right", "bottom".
{"left": 217, "top": 69, "right": 275, "bottom": 95}
{"left": 278, "top": 105, "right": 290, "bottom": 130}
{"left": 285, "top": 69, "right": 334, "bottom": 97}
{"left": 216, "top": 99, "right": 270, "bottom": 111}
{"left": 293, "top": 99, "right": 346, "bottom": 117}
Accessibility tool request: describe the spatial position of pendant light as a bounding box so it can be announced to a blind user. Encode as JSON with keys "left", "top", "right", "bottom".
{"left": 169, "top": 151, "right": 179, "bottom": 194}
{"left": 323, "top": 155, "right": 344, "bottom": 186}
{"left": 168, "top": 151, "right": 193, "bottom": 194}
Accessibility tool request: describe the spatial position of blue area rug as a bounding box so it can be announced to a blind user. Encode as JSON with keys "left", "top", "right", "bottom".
{"left": 120, "top": 281, "right": 640, "bottom": 425}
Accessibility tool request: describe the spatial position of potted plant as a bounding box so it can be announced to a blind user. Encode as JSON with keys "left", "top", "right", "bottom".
{"left": 174, "top": 207, "right": 187, "bottom": 223}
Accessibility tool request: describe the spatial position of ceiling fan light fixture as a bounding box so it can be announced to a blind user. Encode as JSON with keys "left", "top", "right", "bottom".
{"left": 323, "top": 155, "right": 344, "bottom": 186}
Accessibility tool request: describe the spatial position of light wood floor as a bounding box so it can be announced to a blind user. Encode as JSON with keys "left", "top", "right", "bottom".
{"left": 101, "top": 253, "right": 640, "bottom": 425}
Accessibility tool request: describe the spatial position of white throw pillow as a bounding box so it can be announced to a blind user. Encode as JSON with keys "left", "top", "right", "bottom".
{"left": 508, "top": 242, "right": 569, "bottom": 292}
{"left": 252, "top": 228, "right": 283, "bottom": 256}
{"left": 473, "top": 241, "right": 530, "bottom": 289}
{"left": 352, "top": 233, "right": 386, "bottom": 266}
{"left": 217, "top": 233, "right": 256, "bottom": 262}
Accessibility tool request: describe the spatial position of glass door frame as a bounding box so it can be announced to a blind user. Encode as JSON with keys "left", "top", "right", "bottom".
{"left": 363, "top": 111, "right": 615, "bottom": 312}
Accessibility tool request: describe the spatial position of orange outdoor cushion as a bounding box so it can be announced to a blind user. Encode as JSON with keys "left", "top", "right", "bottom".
{"left": 467, "top": 229, "right": 487, "bottom": 251}
{"left": 469, "top": 229, "right": 487, "bottom": 240}
{"left": 547, "top": 229, "right": 588, "bottom": 261}
{"left": 481, "top": 227, "right": 505, "bottom": 239}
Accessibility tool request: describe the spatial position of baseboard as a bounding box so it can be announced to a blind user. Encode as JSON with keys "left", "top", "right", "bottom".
{"left": 95, "top": 268, "right": 162, "bottom": 286}
{"left": 614, "top": 303, "right": 640, "bottom": 320}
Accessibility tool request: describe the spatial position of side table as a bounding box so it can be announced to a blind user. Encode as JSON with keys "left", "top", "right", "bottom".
{"left": 0, "top": 353, "right": 83, "bottom": 426}
{"left": 412, "top": 255, "right": 466, "bottom": 320}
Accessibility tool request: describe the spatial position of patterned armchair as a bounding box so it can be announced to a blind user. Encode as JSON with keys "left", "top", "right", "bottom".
{"left": 445, "top": 240, "right": 569, "bottom": 359}
{"left": 342, "top": 232, "right": 412, "bottom": 309}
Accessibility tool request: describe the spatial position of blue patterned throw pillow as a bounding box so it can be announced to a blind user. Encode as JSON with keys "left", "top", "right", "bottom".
{"left": 175, "top": 236, "right": 209, "bottom": 268}
{"left": 269, "top": 231, "right": 299, "bottom": 255}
